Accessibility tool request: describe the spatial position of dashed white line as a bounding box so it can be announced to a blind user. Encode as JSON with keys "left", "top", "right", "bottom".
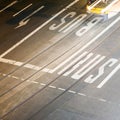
{"left": 58, "top": 88, "right": 66, "bottom": 91}
{"left": 0, "top": 72, "right": 118, "bottom": 105}
{"left": 40, "top": 83, "right": 46, "bottom": 86}
{"left": 49, "top": 85, "right": 56, "bottom": 89}
{"left": 0, "top": 58, "right": 41, "bottom": 70}
{"left": 12, "top": 76, "right": 19, "bottom": 79}
{"left": 78, "top": 93, "right": 86, "bottom": 96}
{"left": 99, "top": 98, "right": 107, "bottom": 102}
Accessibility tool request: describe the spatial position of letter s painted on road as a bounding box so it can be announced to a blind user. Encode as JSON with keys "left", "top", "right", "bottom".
{"left": 49, "top": 12, "right": 76, "bottom": 30}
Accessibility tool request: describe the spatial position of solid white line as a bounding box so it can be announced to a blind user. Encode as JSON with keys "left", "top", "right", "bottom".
{"left": 102, "top": 0, "right": 119, "bottom": 13}
{"left": 20, "top": 5, "right": 44, "bottom": 21}
{"left": 0, "top": 0, "right": 79, "bottom": 58}
{"left": 0, "top": 1, "right": 18, "bottom": 13}
{"left": 78, "top": 93, "right": 86, "bottom": 96}
{"left": 97, "top": 64, "right": 120, "bottom": 88}
{"left": 72, "top": 55, "right": 105, "bottom": 80}
{"left": 13, "top": 3, "right": 32, "bottom": 17}
{"left": 73, "top": 15, "right": 120, "bottom": 58}
{"left": 87, "top": 0, "right": 102, "bottom": 10}
{"left": 63, "top": 53, "right": 93, "bottom": 76}
{"left": 58, "top": 52, "right": 88, "bottom": 75}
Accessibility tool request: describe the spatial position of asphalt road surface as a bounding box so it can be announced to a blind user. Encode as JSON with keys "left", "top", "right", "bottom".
{"left": 0, "top": 0, "right": 120, "bottom": 120}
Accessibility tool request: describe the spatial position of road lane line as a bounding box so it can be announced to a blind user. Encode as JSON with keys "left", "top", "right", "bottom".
{"left": 40, "top": 83, "right": 46, "bottom": 86}
{"left": 78, "top": 93, "right": 86, "bottom": 96}
{"left": 68, "top": 90, "right": 76, "bottom": 94}
{"left": 97, "top": 64, "right": 120, "bottom": 88}
{"left": 0, "top": 1, "right": 18, "bottom": 13}
{"left": 99, "top": 98, "right": 107, "bottom": 102}
{"left": 102, "top": 0, "right": 119, "bottom": 13}
{"left": 15, "top": 6, "right": 44, "bottom": 29}
{"left": 0, "top": 72, "right": 116, "bottom": 106}
{"left": 0, "top": 0, "right": 79, "bottom": 58}
{"left": 13, "top": 3, "right": 33, "bottom": 17}
{"left": 49, "top": 86, "right": 56, "bottom": 88}
{"left": 43, "top": 16, "right": 120, "bottom": 74}
{"left": 58, "top": 88, "right": 66, "bottom": 91}
{"left": 19, "top": 5, "right": 44, "bottom": 22}
{"left": 0, "top": 58, "right": 41, "bottom": 70}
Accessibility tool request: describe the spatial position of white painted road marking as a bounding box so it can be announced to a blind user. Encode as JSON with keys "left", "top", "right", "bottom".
{"left": 58, "top": 52, "right": 89, "bottom": 75}
{"left": 0, "top": 1, "right": 18, "bottom": 13}
{"left": 13, "top": 3, "right": 33, "bottom": 17}
{"left": 0, "top": 0, "right": 80, "bottom": 58}
{"left": 97, "top": 64, "right": 120, "bottom": 88}
{"left": 15, "top": 5, "right": 44, "bottom": 29}
{"left": 0, "top": 58, "right": 41, "bottom": 70}
{"left": 71, "top": 55, "right": 105, "bottom": 80}
{"left": 0, "top": 72, "right": 117, "bottom": 106}
{"left": 59, "top": 14, "right": 87, "bottom": 33}
{"left": 84, "top": 58, "right": 118, "bottom": 83}
{"left": 63, "top": 52, "right": 93, "bottom": 76}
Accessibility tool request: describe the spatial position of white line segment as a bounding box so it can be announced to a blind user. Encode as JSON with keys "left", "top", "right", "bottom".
{"left": 97, "top": 64, "right": 120, "bottom": 88}
{"left": 13, "top": 3, "right": 33, "bottom": 17}
{"left": 0, "top": 1, "right": 18, "bottom": 13}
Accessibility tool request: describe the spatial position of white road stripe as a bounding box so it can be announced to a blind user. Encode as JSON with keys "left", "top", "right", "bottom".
{"left": 68, "top": 90, "right": 76, "bottom": 94}
{"left": 0, "top": 0, "right": 79, "bottom": 58}
{"left": 59, "top": 14, "right": 87, "bottom": 33}
{"left": 0, "top": 1, "right": 18, "bottom": 13}
{"left": 13, "top": 3, "right": 33, "bottom": 17}
{"left": 40, "top": 83, "right": 46, "bottom": 86}
{"left": 99, "top": 98, "right": 107, "bottom": 102}
{"left": 46, "top": 16, "right": 120, "bottom": 74}
{"left": 0, "top": 58, "right": 41, "bottom": 70}
{"left": 58, "top": 52, "right": 88, "bottom": 75}
{"left": 20, "top": 6, "right": 44, "bottom": 22}
{"left": 49, "top": 85, "right": 56, "bottom": 89}
{"left": 72, "top": 55, "right": 105, "bottom": 80}
{"left": 12, "top": 76, "right": 19, "bottom": 79}
{"left": 63, "top": 52, "right": 93, "bottom": 76}
{"left": 58, "top": 88, "right": 66, "bottom": 91}
{"left": 102, "top": 0, "right": 119, "bottom": 13}
{"left": 97, "top": 64, "right": 120, "bottom": 88}
{"left": 78, "top": 93, "right": 86, "bottom": 96}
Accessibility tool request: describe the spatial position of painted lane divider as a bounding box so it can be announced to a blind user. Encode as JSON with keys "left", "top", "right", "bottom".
{"left": 0, "top": 1, "right": 18, "bottom": 13}
{"left": 13, "top": 3, "right": 33, "bottom": 17}
{"left": 0, "top": 0, "right": 80, "bottom": 58}
{"left": 15, "top": 5, "right": 44, "bottom": 29}
{"left": 0, "top": 72, "right": 119, "bottom": 107}
{"left": 0, "top": 51, "right": 120, "bottom": 89}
